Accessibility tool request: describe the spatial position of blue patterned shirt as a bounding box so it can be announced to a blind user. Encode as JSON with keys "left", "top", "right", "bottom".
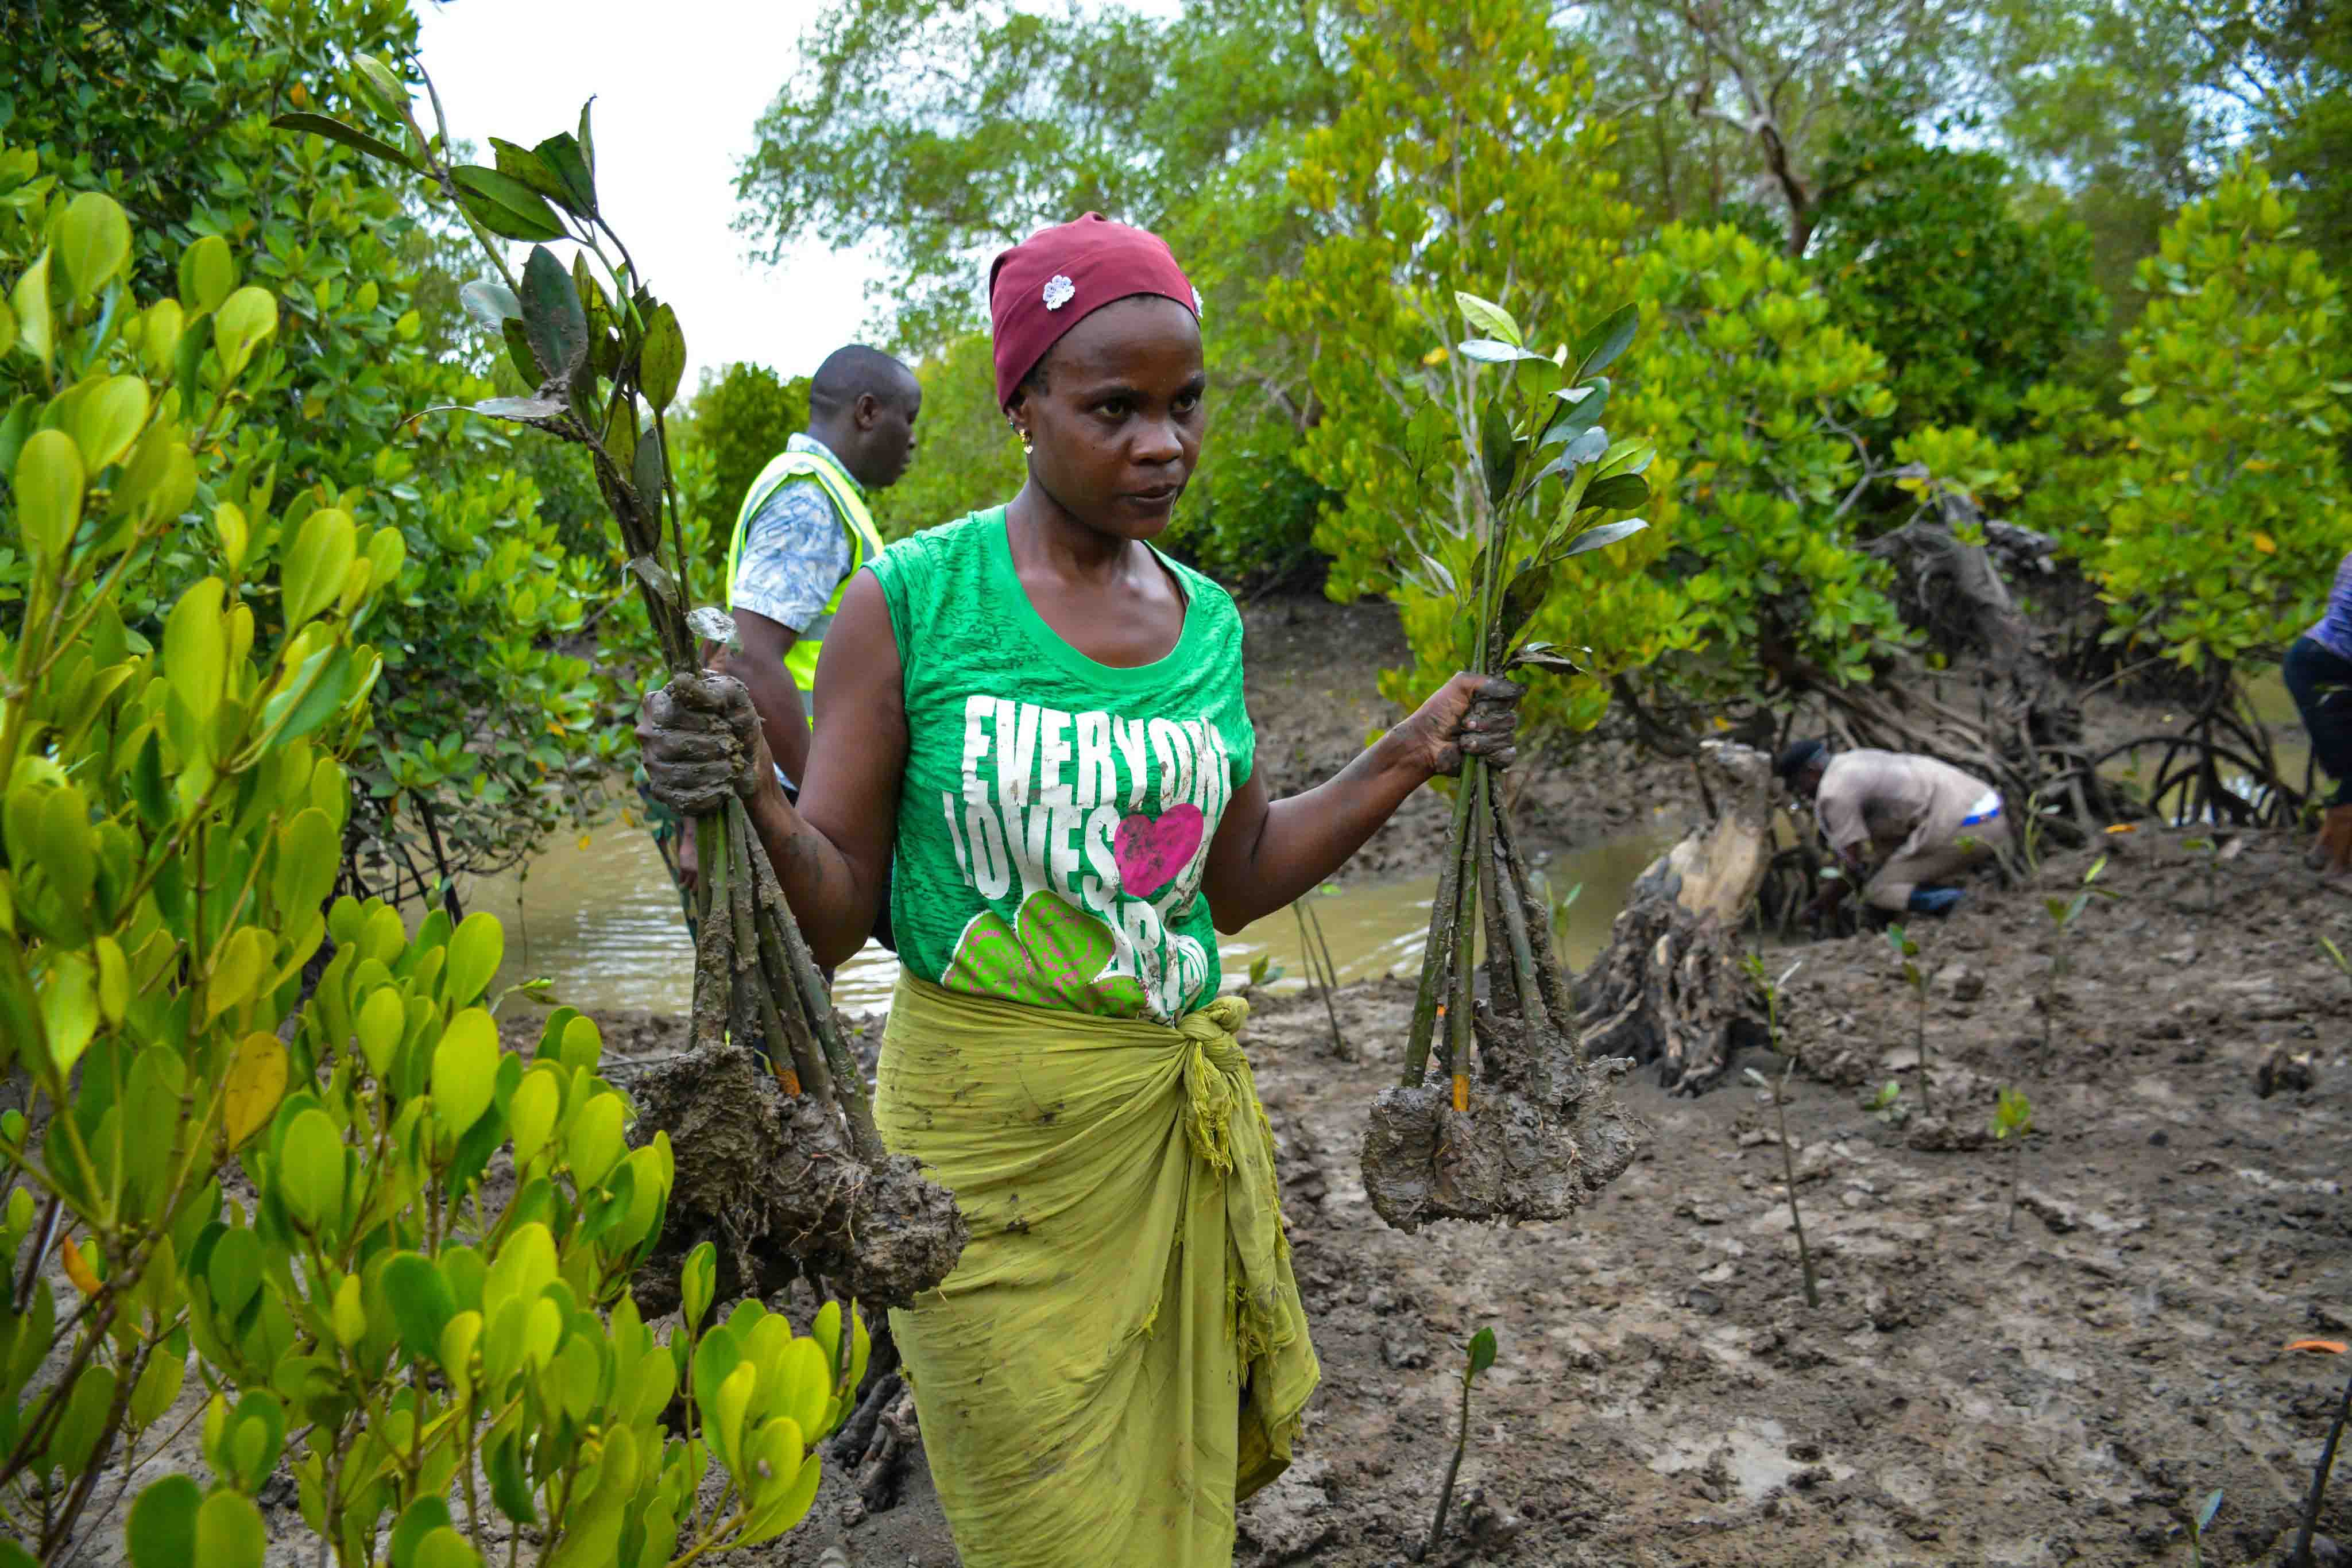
{"left": 729, "top": 432, "right": 859, "bottom": 634}
{"left": 2309, "top": 551, "right": 2352, "bottom": 663}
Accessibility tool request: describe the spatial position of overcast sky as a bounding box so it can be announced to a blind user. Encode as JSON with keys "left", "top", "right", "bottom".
{"left": 412, "top": 0, "right": 885, "bottom": 389}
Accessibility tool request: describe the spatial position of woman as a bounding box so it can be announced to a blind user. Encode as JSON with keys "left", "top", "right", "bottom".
{"left": 2286, "top": 547, "right": 2352, "bottom": 876}
{"left": 637, "top": 214, "right": 1521, "bottom": 1565}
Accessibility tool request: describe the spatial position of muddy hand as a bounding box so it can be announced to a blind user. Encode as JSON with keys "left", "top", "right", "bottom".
{"left": 1407, "top": 673, "right": 1525, "bottom": 778}
{"left": 637, "top": 671, "right": 773, "bottom": 816}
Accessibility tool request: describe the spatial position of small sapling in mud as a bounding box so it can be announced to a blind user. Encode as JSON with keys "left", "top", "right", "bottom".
{"left": 1419, "top": 1326, "right": 1500, "bottom": 1561}
{"left": 1885, "top": 923, "right": 1932, "bottom": 1115}
{"left": 2185, "top": 1488, "right": 2223, "bottom": 1567}
{"left": 1550, "top": 879, "right": 1584, "bottom": 947}
{"left": 1294, "top": 884, "right": 1349, "bottom": 1058}
{"left": 1744, "top": 954, "right": 1819, "bottom": 1308}
{"left": 2286, "top": 1338, "right": 2350, "bottom": 1568}
{"left": 2320, "top": 935, "right": 2351, "bottom": 998}
{"left": 1245, "top": 951, "right": 1286, "bottom": 992}
{"left": 2182, "top": 834, "right": 2225, "bottom": 912}
{"left": 1863, "top": 1079, "right": 1907, "bottom": 1126}
{"left": 1990, "top": 1086, "right": 2034, "bottom": 1232}
{"left": 2040, "top": 855, "right": 2118, "bottom": 1048}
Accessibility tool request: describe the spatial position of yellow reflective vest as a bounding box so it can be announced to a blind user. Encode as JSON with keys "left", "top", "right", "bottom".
{"left": 723, "top": 442, "right": 885, "bottom": 721}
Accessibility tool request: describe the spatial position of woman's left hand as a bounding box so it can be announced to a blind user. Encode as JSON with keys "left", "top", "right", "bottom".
{"left": 1398, "top": 673, "right": 1525, "bottom": 778}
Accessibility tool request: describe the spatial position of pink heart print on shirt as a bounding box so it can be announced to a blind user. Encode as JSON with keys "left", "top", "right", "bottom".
{"left": 1113, "top": 804, "right": 1205, "bottom": 899}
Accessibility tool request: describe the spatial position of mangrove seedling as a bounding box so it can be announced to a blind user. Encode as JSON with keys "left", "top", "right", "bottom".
{"left": 2040, "top": 855, "right": 2119, "bottom": 1049}
{"left": 2320, "top": 935, "right": 2351, "bottom": 998}
{"left": 1743, "top": 955, "right": 1818, "bottom": 1308}
{"left": 1421, "top": 1326, "right": 1500, "bottom": 1561}
{"left": 1863, "top": 1080, "right": 1908, "bottom": 1126}
{"left": 2181, "top": 834, "right": 2224, "bottom": 912}
{"left": 1550, "top": 879, "right": 1585, "bottom": 948}
{"left": 1361, "top": 289, "right": 1653, "bottom": 1229}
{"left": 279, "top": 60, "right": 969, "bottom": 1310}
{"left": 2186, "top": 1488, "right": 2223, "bottom": 1567}
{"left": 1245, "top": 951, "right": 1286, "bottom": 992}
{"left": 2286, "top": 1338, "right": 2351, "bottom": 1568}
{"left": 1885, "top": 923, "right": 1931, "bottom": 1116}
{"left": 1990, "top": 1087, "right": 2034, "bottom": 1233}
{"left": 1294, "top": 882, "right": 1348, "bottom": 1058}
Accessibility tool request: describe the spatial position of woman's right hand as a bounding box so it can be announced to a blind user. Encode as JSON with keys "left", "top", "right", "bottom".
{"left": 637, "top": 672, "right": 777, "bottom": 818}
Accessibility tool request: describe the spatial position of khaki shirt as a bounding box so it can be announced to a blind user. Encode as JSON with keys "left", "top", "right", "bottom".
{"left": 1815, "top": 749, "right": 2000, "bottom": 866}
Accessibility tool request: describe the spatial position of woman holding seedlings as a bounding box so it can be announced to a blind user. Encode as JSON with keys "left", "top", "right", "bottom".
{"left": 2287, "top": 547, "right": 2352, "bottom": 877}
{"left": 637, "top": 214, "right": 1521, "bottom": 1566}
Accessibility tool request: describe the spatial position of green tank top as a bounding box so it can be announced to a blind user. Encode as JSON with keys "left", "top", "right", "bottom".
{"left": 866, "top": 508, "right": 1254, "bottom": 1022}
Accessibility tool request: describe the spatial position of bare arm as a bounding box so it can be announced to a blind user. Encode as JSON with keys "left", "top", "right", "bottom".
{"left": 1202, "top": 673, "right": 1520, "bottom": 932}
{"left": 747, "top": 574, "right": 906, "bottom": 966}
{"left": 725, "top": 608, "right": 811, "bottom": 788}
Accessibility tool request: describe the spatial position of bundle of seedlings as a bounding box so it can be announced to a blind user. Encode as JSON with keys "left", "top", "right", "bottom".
{"left": 277, "top": 66, "right": 965, "bottom": 1310}
{"left": 1359, "top": 292, "right": 1651, "bottom": 1230}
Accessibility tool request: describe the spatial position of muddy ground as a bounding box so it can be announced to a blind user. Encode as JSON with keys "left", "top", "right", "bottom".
{"left": 609, "top": 602, "right": 2352, "bottom": 1566}
{"left": 39, "top": 598, "right": 2352, "bottom": 1567}
{"left": 621, "top": 816, "right": 2340, "bottom": 1568}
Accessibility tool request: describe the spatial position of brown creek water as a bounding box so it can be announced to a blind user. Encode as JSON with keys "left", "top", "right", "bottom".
{"left": 462, "top": 814, "right": 1686, "bottom": 1018}
{"left": 457, "top": 671, "right": 2319, "bottom": 1016}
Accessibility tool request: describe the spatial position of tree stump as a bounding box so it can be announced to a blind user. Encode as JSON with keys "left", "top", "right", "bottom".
{"left": 1575, "top": 741, "right": 1777, "bottom": 1094}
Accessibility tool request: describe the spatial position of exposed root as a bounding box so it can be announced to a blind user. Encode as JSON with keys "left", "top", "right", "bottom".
{"left": 625, "top": 1044, "right": 966, "bottom": 1314}
{"left": 1574, "top": 741, "right": 1778, "bottom": 1094}
{"left": 1361, "top": 1009, "right": 1644, "bottom": 1232}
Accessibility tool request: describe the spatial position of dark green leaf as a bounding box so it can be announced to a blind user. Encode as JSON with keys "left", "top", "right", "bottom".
{"left": 1478, "top": 395, "right": 1515, "bottom": 507}
{"left": 269, "top": 113, "right": 415, "bottom": 170}
{"left": 1573, "top": 303, "right": 1639, "bottom": 382}
{"left": 531, "top": 133, "right": 596, "bottom": 215}
{"left": 1577, "top": 473, "right": 1650, "bottom": 514}
{"left": 0, "top": 396, "right": 33, "bottom": 477}
{"left": 639, "top": 303, "right": 685, "bottom": 411}
{"left": 1497, "top": 562, "right": 1554, "bottom": 653}
{"left": 1541, "top": 379, "right": 1610, "bottom": 445}
{"left": 450, "top": 167, "right": 565, "bottom": 243}
{"left": 488, "top": 138, "right": 572, "bottom": 207}
{"left": 520, "top": 246, "right": 588, "bottom": 381}
{"left": 1466, "top": 1326, "right": 1498, "bottom": 1378}
{"left": 631, "top": 424, "right": 665, "bottom": 506}
{"left": 576, "top": 98, "right": 597, "bottom": 181}
{"left": 378, "top": 1252, "right": 455, "bottom": 1363}
{"left": 388, "top": 1497, "right": 455, "bottom": 1568}
{"left": 488, "top": 1428, "right": 536, "bottom": 1524}
{"left": 499, "top": 318, "right": 539, "bottom": 387}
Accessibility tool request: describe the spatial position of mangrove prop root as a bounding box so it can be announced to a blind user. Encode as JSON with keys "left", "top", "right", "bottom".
{"left": 1363, "top": 757, "right": 1646, "bottom": 1232}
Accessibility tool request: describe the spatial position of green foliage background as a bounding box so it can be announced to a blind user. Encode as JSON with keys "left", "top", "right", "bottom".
{"left": 742, "top": 0, "right": 2352, "bottom": 744}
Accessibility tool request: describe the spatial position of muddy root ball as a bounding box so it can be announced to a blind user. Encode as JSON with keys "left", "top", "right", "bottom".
{"left": 1360, "top": 1011, "right": 1645, "bottom": 1232}
{"left": 623, "top": 1045, "right": 967, "bottom": 1314}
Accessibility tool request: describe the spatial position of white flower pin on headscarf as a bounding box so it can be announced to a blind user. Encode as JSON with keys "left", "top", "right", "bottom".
{"left": 1042, "top": 274, "right": 1076, "bottom": 311}
{"left": 1192, "top": 285, "right": 1205, "bottom": 318}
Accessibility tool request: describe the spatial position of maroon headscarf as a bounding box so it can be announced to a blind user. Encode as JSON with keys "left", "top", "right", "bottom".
{"left": 987, "top": 213, "right": 1200, "bottom": 408}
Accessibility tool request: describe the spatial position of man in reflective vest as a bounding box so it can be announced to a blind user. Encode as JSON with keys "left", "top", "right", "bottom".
{"left": 673, "top": 343, "right": 920, "bottom": 955}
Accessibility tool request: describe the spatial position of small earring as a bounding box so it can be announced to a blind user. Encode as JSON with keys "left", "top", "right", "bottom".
{"left": 1018, "top": 429, "right": 1035, "bottom": 456}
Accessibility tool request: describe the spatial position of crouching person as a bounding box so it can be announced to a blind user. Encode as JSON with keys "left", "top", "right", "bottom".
{"left": 1777, "top": 739, "right": 2008, "bottom": 928}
